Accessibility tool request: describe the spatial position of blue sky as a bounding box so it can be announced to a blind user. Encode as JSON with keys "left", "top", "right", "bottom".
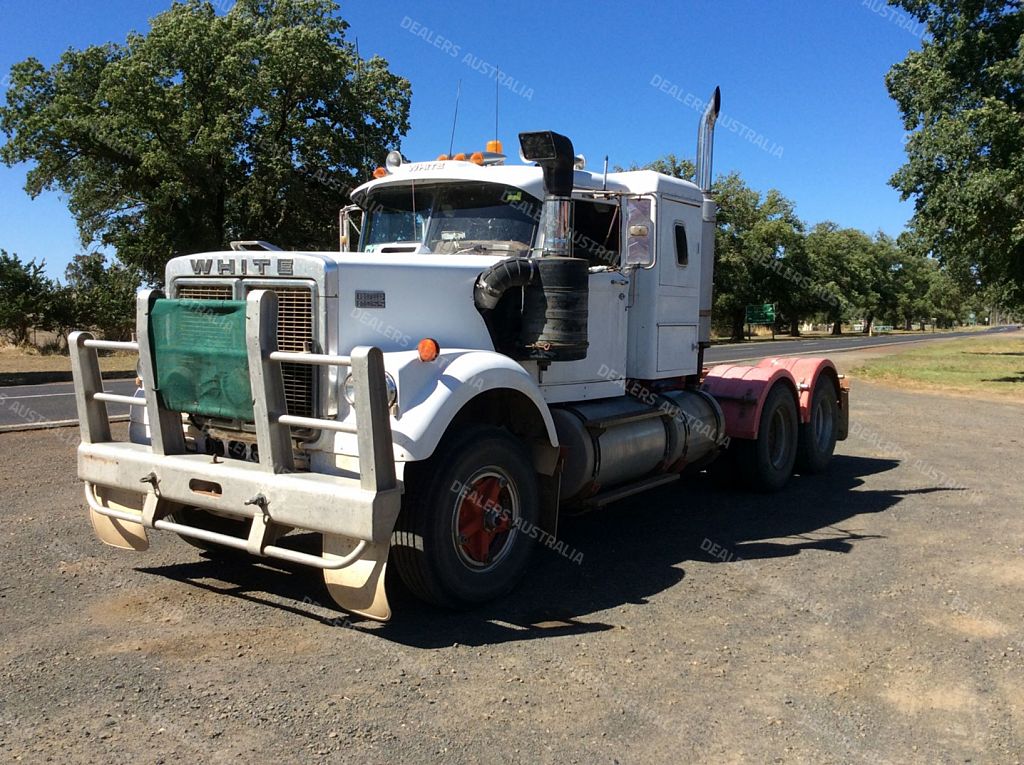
{"left": 0, "top": 0, "right": 927, "bottom": 279}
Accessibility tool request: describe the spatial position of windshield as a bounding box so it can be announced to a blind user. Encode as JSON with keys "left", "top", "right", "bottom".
{"left": 361, "top": 182, "right": 539, "bottom": 255}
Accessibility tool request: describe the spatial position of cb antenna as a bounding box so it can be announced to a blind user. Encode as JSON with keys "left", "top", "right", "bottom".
{"left": 495, "top": 66, "right": 500, "bottom": 143}
{"left": 448, "top": 79, "right": 462, "bottom": 157}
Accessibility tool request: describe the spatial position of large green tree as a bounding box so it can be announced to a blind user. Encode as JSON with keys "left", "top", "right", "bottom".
{"left": 805, "top": 224, "right": 879, "bottom": 334}
{"left": 885, "top": 0, "right": 1024, "bottom": 307}
{"left": 713, "top": 173, "right": 806, "bottom": 340}
{"left": 0, "top": 0, "right": 411, "bottom": 283}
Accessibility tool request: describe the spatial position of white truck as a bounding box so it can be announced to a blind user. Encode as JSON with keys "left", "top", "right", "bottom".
{"left": 70, "top": 89, "right": 848, "bottom": 620}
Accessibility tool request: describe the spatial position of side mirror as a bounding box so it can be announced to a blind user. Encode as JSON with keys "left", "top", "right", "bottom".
{"left": 625, "top": 198, "right": 654, "bottom": 267}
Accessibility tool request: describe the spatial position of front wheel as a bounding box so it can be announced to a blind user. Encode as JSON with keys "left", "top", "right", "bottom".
{"left": 391, "top": 426, "right": 540, "bottom": 608}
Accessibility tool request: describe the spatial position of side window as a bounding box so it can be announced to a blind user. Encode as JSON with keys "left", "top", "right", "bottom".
{"left": 571, "top": 200, "right": 621, "bottom": 267}
{"left": 674, "top": 222, "right": 688, "bottom": 267}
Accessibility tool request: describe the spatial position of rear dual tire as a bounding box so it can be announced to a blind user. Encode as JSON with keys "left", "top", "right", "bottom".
{"left": 795, "top": 376, "right": 839, "bottom": 474}
{"left": 736, "top": 383, "right": 799, "bottom": 492}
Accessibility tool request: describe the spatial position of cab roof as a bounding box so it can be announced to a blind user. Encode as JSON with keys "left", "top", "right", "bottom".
{"left": 350, "top": 159, "right": 705, "bottom": 206}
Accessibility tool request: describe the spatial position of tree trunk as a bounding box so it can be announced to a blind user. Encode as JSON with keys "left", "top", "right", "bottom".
{"left": 731, "top": 310, "right": 746, "bottom": 342}
{"left": 863, "top": 314, "right": 874, "bottom": 335}
{"left": 831, "top": 319, "right": 842, "bottom": 335}
{"left": 789, "top": 317, "right": 800, "bottom": 337}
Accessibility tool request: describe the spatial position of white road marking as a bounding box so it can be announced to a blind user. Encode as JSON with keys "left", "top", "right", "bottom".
{"left": 0, "top": 392, "right": 77, "bottom": 400}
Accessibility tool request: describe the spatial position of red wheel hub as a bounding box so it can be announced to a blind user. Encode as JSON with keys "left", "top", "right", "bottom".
{"left": 457, "top": 475, "right": 512, "bottom": 564}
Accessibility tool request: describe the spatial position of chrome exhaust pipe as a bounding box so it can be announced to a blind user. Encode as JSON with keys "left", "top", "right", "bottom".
{"left": 696, "top": 86, "right": 721, "bottom": 192}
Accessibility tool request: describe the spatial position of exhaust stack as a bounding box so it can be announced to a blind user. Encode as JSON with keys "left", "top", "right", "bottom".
{"left": 696, "top": 87, "right": 721, "bottom": 192}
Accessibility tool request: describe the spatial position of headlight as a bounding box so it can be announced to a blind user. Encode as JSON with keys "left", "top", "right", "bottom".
{"left": 343, "top": 372, "right": 398, "bottom": 407}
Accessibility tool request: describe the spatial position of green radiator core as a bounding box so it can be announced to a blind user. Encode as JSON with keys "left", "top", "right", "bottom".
{"left": 148, "top": 299, "right": 254, "bottom": 421}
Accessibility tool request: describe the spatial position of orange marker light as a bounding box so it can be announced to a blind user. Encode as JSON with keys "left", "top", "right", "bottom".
{"left": 470, "top": 151, "right": 485, "bottom": 165}
{"left": 372, "top": 167, "right": 387, "bottom": 178}
{"left": 486, "top": 139, "right": 503, "bottom": 154}
{"left": 452, "top": 152, "right": 467, "bottom": 161}
{"left": 417, "top": 338, "right": 440, "bottom": 362}
{"left": 437, "top": 154, "right": 449, "bottom": 161}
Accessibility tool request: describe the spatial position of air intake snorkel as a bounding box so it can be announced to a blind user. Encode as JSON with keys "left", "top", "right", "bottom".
{"left": 473, "top": 131, "right": 590, "bottom": 363}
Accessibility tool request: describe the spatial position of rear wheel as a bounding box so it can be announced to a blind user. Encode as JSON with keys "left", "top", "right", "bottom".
{"left": 391, "top": 426, "right": 540, "bottom": 608}
{"left": 737, "top": 383, "right": 798, "bottom": 492}
{"left": 795, "top": 376, "right": 838, "bottom": 474}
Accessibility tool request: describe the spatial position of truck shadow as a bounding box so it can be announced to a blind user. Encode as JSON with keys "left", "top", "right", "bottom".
{"left": 137, "top": 454, "right": 962, "bottom": 647}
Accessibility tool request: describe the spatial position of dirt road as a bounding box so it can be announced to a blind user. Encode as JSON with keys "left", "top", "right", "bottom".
{"left": 1, "top": 379, "right": 1022, "bottom": 763}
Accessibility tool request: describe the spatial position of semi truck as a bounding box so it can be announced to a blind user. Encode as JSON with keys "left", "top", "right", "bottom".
{"left": 70, "top": 88, "right": 849, "bottom": 620}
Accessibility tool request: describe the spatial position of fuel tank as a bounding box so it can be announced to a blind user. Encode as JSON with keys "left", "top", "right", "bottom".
{"left": 552, "top": 389, "right": 724, "bottom": 501}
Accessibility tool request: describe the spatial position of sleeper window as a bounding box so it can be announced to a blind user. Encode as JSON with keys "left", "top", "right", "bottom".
{"left": 674, "top": 223, "right": 688, "bottom": 267}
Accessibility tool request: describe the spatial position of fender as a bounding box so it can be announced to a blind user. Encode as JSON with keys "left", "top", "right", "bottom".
{"left": 366, "top": 349, "right": 559, "bottom": 464}
{"left": 755, "top": 357, "right": 839, "bottom": 423}
{"left": 700, "top": 363, "right": 798, "bottom": 440}
{"left": 755, "top": 356, "right": 848, "bottom": 439}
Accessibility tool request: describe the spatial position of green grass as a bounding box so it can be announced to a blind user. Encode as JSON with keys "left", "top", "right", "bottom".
{"left": 850, "top": 335, "right": 1024, "bottom": 400}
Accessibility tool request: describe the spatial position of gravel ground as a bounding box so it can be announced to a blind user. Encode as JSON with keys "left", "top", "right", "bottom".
{"left": 1, "top": 378, "right": 1022, "bottom": 764}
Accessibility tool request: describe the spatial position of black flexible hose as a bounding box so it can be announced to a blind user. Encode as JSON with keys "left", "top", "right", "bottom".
{"left": 473, "top": 257, "right": 539, "bottom": 311}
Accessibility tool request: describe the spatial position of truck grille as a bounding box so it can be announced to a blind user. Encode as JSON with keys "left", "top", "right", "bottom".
{"left": 176, "top": 283, "right": 316, "bottom": 419}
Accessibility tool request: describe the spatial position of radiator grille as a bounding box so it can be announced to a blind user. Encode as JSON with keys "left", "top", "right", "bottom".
{"left": 174, "top": 281, "right": 316, "bottom": 419}
{"left": 176, "top": 284, "right": 233, "bottom": 301}
{"left": 248, "top": 286, "right": 316, "bottom": 418}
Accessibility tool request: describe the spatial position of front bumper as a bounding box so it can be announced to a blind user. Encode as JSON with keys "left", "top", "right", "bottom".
{"left": 70, "top": 288, "right": 403, "bottom": 568}
{"left": 79, "top": 441, "right": 401, "bottom": 543}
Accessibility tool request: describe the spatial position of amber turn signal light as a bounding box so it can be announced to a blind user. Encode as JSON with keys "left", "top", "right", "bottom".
{"left": 417, "top": 338, "right": 440, "bottom": 362}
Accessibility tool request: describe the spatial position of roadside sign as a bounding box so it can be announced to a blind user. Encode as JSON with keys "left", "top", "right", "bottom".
{"left": 745, "top": 304, "right": 775, "bottom": 325}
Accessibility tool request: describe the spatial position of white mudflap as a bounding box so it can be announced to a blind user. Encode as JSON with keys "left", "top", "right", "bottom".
{"left": 88, "top": 486, "right": 149, "bottom": 551}
{"left": 323, "top": 534, "right": 391, "bottom": 621}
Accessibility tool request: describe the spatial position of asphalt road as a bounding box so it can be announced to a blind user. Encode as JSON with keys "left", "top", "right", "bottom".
{"left": 0, "top": 379, "right": 137, "bottom": 428}
{"left": 0, "top": 326, "right": 1016, "bottom": 429}
{"left": 704, "top": 324, "right": 1018, "bottom": 364}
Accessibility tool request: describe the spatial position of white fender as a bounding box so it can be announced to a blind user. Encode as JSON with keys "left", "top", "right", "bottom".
{"left": 389, "top": 349, "right": 559, "bottom": 462}
{"left": 316, "top": 350, "right": 559, "bottom": 467}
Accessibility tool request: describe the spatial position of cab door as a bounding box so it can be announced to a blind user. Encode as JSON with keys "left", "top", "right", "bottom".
{"left": 654, "top": 197, "right": 702, "bottom": 374}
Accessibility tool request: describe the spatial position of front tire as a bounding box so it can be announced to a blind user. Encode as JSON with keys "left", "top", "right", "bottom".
{"left": 391, "top": 426, "right": 540, "bottom": 608}
{"left": 736, "top": 383, "right": 799, "bottom": 492}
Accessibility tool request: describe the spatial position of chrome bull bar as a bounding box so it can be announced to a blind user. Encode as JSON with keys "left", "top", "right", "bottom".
{"left": 69, "top": 288, "right": 402, "bottom": 569}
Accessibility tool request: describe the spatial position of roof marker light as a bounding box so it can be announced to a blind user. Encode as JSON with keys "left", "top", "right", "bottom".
{"left": 470, "top": 151, "right": 485, "bottom": 165}
{"left": 372, "top": 167, "right": 387, "bottom": 179}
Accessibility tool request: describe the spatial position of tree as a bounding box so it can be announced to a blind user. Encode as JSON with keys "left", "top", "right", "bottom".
{"left": 0, "top": 0, "right": 411, "bottom": 284}
{"left": 805, "top": 224, "right": 878, "bottom": 334}
{"left": 713, "top": 173, "right": 805, "bottom": 340}
{"left": 616, "top": 153, "right": 696, "bottom": 182}
{"left": 0, "top": 251, "right": 53, "bottom": 345}
{"left": 885, "top": 0, "right": 1024, "bottom": 307}
{"left": 65, "top": 253, "right": 141, "bottom": 341}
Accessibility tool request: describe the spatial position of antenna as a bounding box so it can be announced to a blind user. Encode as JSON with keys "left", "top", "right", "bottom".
{"left": 448, "top": 79, "right": 462, "bottom": 157}
{"left": 495, "top": 66, "right": 500, "bottom": 143}
{"left": 355, "top": 37, "right": 368, "bottom": 173}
